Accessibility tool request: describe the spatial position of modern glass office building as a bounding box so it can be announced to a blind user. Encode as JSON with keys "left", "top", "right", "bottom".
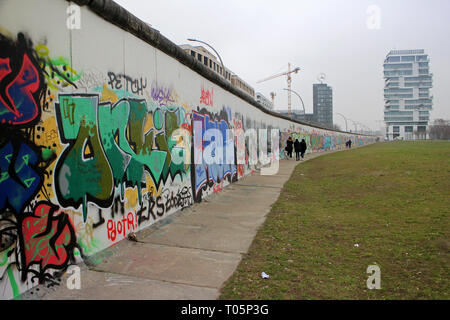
{"left": 383, "top": 49, "right": 433, "bottom": 140}
{"left": 313, "top": 83, "right": 333, "bottom": 126}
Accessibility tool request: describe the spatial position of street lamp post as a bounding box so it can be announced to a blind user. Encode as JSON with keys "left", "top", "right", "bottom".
{"left": 283, "top": 88, "right": 306, "bottom": 116}
{"left": 335, "top": 113, "right": 348, "bottom": 132}
{"left": 187, "top": 38, "right": 227, "bottom": 81}
{"left": 357, "top": 122, "right": 371, "bottom": 134}
{"left": 348, "top": 119, "right": 359, "bottom": 133}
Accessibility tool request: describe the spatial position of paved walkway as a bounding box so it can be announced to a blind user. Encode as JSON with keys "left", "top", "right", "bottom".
{"left": 21, "top": 148, "right": 348, "bottom": 300}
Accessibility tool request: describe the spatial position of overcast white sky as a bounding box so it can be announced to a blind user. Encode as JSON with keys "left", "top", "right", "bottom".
{"left": 113, "top": 0, "right": 449, "bottom": 131}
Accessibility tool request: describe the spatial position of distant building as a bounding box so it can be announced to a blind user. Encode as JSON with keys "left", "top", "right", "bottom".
{"left": 256, "top": 92, "right": 273, "bottom": 110}
{"left": 276, "top": 109, "right": 304, "bottom": 119}
{"left": 383, "top": 49, "right": 433, "bottom": 140}
{"left": 231, "top": 75, "right": 255, "bottom": 98}
{"left": 274, "top": 109, "right": 315, "bottom": 123}
{"left": 313, "top": 83, "right": 333, "bottom": 126}
{"left": 301, "top": 113, "right": 315, "bottom": 122}
{"left": 179, "top": 44, "right": 255, "bottom": 98}
{"left": 179, "top": 44, "right": 232, "bottom": 81}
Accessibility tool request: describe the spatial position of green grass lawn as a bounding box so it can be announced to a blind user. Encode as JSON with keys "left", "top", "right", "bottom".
{"left": 219, "top": 141, "right": 450, "bottom": 300}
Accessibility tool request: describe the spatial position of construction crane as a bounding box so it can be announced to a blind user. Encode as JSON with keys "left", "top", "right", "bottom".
{"left": 257, "top": 63, "right": 300, "bottom": 117}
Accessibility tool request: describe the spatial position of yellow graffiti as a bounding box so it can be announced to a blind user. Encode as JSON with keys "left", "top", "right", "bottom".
{"left": 125, "top": 188, "right": 139, "bottom": 209}
{"left": 143, "top": 114, "right": 154, "bottom": 134}
{"left": 100, "top": 83, "right": 119, "bottom": 103}
{"left": 35, "top": 44, "right": 81, "bottom": 90}
{"left": 36, "top": 116, "right": 63, "bottom": 200}
{"left": 143, "top": 173, "right": 161, "bottom": 197}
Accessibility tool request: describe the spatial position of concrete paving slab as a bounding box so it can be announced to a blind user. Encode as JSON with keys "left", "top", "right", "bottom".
{"left": 90, "top": 242, "right": 242, "bottom": 288}
{"left": 169, "top": 209, "right": 267, "bottom": 229}
{"left": 140, "top": 221, "right": 259, "bottom": 253}
{"left": 188, "top": 195, "right": 279, "bottom": 213}
{"left": 210, "top": 190, "right": 282, "bottom": 203}
{"left": 233, "top": 175, "right": 291, "bottom": 188}
{"left": 21, "top": 264, "right": 218, "bottom": 300}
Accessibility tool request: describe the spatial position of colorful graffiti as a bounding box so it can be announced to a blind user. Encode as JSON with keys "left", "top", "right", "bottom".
{"left": 0, "top": 32, "right": 81, "bottom": 295}
{"left": 35, "top": 44, "right": 81, "bottom": 92}
{"left": 192, "top": 108, "right": 238, "bottom": 201}
{"left": 280, "top": 128, "right": 355, "bottom": 155}
{"left": 20, "top": 201, "right": 78, "bottom": 282}
{"left": 0, "top": 34, "right": 45, "bottom": 126}
{"left": 54, "top": 94, "right": 189, "bottom": 222}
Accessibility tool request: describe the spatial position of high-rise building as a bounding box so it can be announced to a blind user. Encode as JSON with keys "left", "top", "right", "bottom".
{"left": 313, "top": 83, "right": 333, "bottom": 126}
{"left": 383, "top": 49, "right": 433, "bottom": 140}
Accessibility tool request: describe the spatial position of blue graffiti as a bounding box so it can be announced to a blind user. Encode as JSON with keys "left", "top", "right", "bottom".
{"left": 192, "top": 111, "right": 236, "bottom": 198}
{"left": 0, "top": 142, "right": 41, "bottom": 213}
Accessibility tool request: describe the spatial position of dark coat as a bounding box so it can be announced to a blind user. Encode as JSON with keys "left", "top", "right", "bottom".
{"left": 294, "top": 140, "right": 301, "bottom": 152}
{"left": 286, "top": 139, "right": 293, "bottom": 151}
{"left": 299, "top": 140, "right": 307, "bottom": 153}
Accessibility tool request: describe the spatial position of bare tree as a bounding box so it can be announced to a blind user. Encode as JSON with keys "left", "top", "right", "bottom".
{"left": 413, "top": 129, "right": 420, "bottom": 140}
{"left": 429, "top": 119, "right": 450, "bottom": 140}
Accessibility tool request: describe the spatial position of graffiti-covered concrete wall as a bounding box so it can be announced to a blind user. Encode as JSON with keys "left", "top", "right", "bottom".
{"left": 0, "top": 0, "right": 375, "bottom": 299}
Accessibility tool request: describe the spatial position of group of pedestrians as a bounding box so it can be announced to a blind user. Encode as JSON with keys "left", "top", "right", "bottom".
{"left": 285, "top": 137, "right": 307, "bottom": 161}
{"left": 285, "top": 137, "right": 353, "bottom": 161}
{"left": 345, "top": 139, "right": 352, "bottom": 148}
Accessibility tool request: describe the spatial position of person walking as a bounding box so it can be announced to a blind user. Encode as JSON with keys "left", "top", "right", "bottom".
{"left": 348, "top": 139, "right": 352, "bottom": 148}
{"left": 285, "top": 137, "right": 293, "bottom": 159}
{"left": 299, "top": 138, "right": 307, "bottom": 160}
{"left": 294, "top": 139, "right": 301, "bottom": 161}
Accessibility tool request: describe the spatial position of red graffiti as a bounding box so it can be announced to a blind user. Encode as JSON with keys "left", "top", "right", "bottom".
{"left": 107, "top": 211, "right": 137, "bottom": 241}
{"left": 237, "top": 164, "right": 245, "bottom": 178}
{"left": 21, "top": 202, "right": 77, "bottom": 278}
{"left": 0, "top": 53, "right": 41, "bottom": 125}
{"left": 233, "top": 119, "right": 243, "bottom": 130}
{"left": 200, "top": 87, "right": 213, "bottom": 106}
{"left": 181, "top": 123, "right": 192, "bottom": 132}
{"left": 213, "top": 182, "right": 223, "bottom": 194}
